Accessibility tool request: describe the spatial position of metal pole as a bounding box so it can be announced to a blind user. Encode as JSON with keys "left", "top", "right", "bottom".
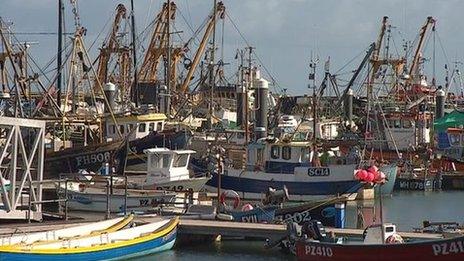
{"left": 57, "top": 0, "right": 63, "bottom": 108}
{"left": 106, "top": 179, "right": 110, "bottom": 219}
{"left": 64, "top": 179, "right": 68, "bottom": 220}
{"left": 130, "top": 0, "right": 139, "bottom": 107}
{"left": 28, "top": 178, "right": 32, "bottom": 223}
{"left": 215, "top": 132, "right": 221, "bottom": 208}
{"left": 124, "top": 175, "right": 128, "bottom": 215}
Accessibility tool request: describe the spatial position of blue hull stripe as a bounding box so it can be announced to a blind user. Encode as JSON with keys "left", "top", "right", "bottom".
{"left": 1, "top": 229, "right": 177, "bottom": 261}
{"left": 207, "top": 174, "right": 361, "bottom": 195}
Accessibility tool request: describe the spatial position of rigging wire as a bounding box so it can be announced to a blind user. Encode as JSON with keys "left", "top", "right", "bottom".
{"left": 225, "top": 12, "right": 283, "bottom": 93}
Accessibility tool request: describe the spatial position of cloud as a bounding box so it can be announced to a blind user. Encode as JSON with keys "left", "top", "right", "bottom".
{"left": 1, "top": 0, "right": 463, "bottom": 94}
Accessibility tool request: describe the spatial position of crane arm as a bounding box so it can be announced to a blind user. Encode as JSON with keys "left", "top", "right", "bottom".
{"left": 179, "top": 2, "right": 225, "bottom": 93}
{"left": 95, "top": 4, "right": 127, "bottom": 90}
{"left": 408, "top": 16, "right": 435, "bottom": 77}
{"left": 138, "top": 2, "right": 176, "bottom": 82}
{"left": 335, "top": 42, "right": 376, "bottom": 107}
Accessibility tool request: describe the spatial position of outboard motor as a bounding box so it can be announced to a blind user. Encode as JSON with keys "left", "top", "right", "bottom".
{"left": 263, "top": 186, "right": 289, "bottom": 205}
{"left": 302, "top": 220, "right": 328, "bottom": 241}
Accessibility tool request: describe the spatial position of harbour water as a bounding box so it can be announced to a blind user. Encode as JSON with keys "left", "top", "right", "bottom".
{"left": 136, "top": 191, "right": 464, "bottom": 260}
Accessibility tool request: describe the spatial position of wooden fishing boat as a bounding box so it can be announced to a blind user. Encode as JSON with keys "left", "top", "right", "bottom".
{"left": 295, "top": 222, "right": 464, "bottom": 261}
{"left": 275, "top": 197, "right": 346, "bottom": 226}
{"left": 0, "top": 217, "right": 179, "bottom": 260}
{"left": 0, "top": 215, "right": 133, "bottom": 246}
{"left": 227, "top": 205, "right": 278, "bottom": 223}
{"left": 296, "top": 235, "right": 464, "bottom": 261}
{"left": 58, "top": 182, "right": 176, "bottom": 212}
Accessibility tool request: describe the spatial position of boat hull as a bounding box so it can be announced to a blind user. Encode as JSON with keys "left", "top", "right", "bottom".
{"left": 206, "top": 173, "right": 360, "bottom": 201}
{"left": 60, "top": 187, "right": 175, "bottom": 213}
{"left": 375, "top": 163, "right": 398, "bottom": 195}
{"left": 136, "top": 177, "right": 210, "bottom": 192}
{"left": 228, "top": 206, "right": 278, "bottom": 223}
{"left": 296, "top": 236, "right": 464, "bottom": 261}
{"left": 1, "top": 221, "right": 177, "bottom": 261}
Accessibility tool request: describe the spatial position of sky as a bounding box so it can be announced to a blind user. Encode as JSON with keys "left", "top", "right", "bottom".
{"left": 1, "top": 0, "right": 464, "bottom": 95}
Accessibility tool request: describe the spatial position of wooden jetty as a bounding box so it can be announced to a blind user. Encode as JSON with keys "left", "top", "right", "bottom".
{"left": 0, "top": 217, "right": 445, "bottom": 241}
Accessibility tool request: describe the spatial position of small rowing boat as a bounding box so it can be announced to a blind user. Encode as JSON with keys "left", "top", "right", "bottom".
{"left": 0, "top": 217, "right": 179, "bottom": 260}
{"left": 0, "top": 215, "right": 133, "bottom": 246}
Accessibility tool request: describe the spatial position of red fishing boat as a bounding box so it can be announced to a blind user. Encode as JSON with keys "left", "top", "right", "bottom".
{"left": 296, "top": 223, "right": 464, "bottom": 261}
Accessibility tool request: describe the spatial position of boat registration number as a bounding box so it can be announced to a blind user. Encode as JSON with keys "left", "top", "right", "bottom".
{"left": 305, "top": 245, "right": 333, "bottom": 257}
{"left": 432, "top": 241, "right": 464, "bottom": 255}
{"left": 307, "top": 167, "right": 330, "bottom": 176}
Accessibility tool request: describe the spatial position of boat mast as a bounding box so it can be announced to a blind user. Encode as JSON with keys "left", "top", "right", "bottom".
{"left": 245, "top": 46, "right": 253, "bottom": 143}
{"left": 207, "top": 0, "right": 217, "bottom": 130}
{"left": 57, "top": 0, "right": 64, "bottom": 109}
{"left": 130, "top": 0, "right": 139, "bottom": 107}
{"left": 165, "top": 0, "right": 171, "bottom": 116}
{"left": 309, "top": 53, "right": 318, "bottom": 146}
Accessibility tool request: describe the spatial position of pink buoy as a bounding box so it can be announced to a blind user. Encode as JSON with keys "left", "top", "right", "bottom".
{"left": 368, "top": 165, "right": 379, "bottom": 174}
{"left": 241, "top": 203, "right": 254, "bottom": 212}
{"left": 366, "top": 171, "right": 375, "bottom": 182}
{"left": 358, "top": 169, "right": 368, "bottom": 181}
{"left": 373, "top": 171, "right": 381, "bottom": 181}
{"left": 380, "top": 171, "right": 386, "bottom": 180}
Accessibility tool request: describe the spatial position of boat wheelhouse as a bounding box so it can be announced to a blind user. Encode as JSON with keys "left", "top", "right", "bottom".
{"left": 106, "top": 113, "right": 167, "bottom": 141}
{"left": 140, "top": 148, "right": 209, "bottom": 192}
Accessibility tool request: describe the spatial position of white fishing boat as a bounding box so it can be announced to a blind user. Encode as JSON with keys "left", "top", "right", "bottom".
{"left": 58, "top": 182, "right": 176, "bottom": 212}
{"left": 122, "top": 148, "right": 210, "bottom": 192}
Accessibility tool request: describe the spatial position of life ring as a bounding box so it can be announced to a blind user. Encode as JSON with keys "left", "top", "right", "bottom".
{"left": 386, "top": 234, "right": 404, "bottom": 244}
{"left": 219, "top": 190, "right": 240, "bottom": 209}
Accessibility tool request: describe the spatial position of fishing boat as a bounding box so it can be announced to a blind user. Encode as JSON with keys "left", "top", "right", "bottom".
{"left": 0, "top": 217, "right": 179, "bottom": 260}
{"left": 45, "top": 128, "right": 191, "bottom": 177}
{"left": 125, "top": 148, "right": 210, "bottom": 192}
{"left": 205, "top": 139, "right": 362, "bottom": 201}
{"left": 296, "top": 223, "right": 464, "bottom": 261}
{"left": 275, "top": 197, "right": 347, "bottom": 227}
{"left": 0, "top": 216, "right": 133, "bottom": 246}
{"left": 226, "top": 205, "right": 278, "bottom": 223}
{"left": 58, "top": 181, "right": 176, "bottom": 212}
{"left": 373, "top": 163, "right": 398, "bottom": 195}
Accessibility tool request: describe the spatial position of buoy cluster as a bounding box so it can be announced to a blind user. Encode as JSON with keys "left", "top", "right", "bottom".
{"left": 354, "top": 165, "right": 386, "bottom": 184}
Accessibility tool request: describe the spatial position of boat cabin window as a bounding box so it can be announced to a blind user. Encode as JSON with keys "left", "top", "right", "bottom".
{"left": 301, "top": 148, "right": 310, "bottom": 162}
{"left": 149, "top": 122, "right": 155, "bottom": 132}
{"left": 150, "top": 153, "right": 172, "bottom": 168}
{"left": 402, "top": 120, "right": 412, "bottom": 129}
{"left": 282, "top": 146, "right": 291, "bottom": 160}
{"left": 394, "top": 120, "right": 401, "bottom": 128}
{"left": 119, "top": 125, "right": 125, "bottom": 134}
{"left": 110, "top": 124, "right": 115, "bottom": 134}
{"left": 173, "top": 154, "right": 189, "bottom": 168}
{"left": 270, "top": 146, "right": 280, "bottom": 159}
{"left": 450, "top": 134, "right": 460, "bottom": 146}
{"left": 157, "top": 122, "right": 163, "bottom": 131}
{"left": 385, "top": 226, "right": 394, "bottom": 233}
{"left": 128, "top": 124, "right": 134, "bottom": 131}
{"left": 139, "top": 123, "right": 146, "bottom": 133}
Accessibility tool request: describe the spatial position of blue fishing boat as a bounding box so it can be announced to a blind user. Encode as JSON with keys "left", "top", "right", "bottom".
{"left": 228, "top": 205, "right": 278, "bottom": 223}
{"left": 205, "top": 139, "right": 362, "bottom": 201}
{"left": 0, "top": 217, "right": 179, "bottom": 260}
